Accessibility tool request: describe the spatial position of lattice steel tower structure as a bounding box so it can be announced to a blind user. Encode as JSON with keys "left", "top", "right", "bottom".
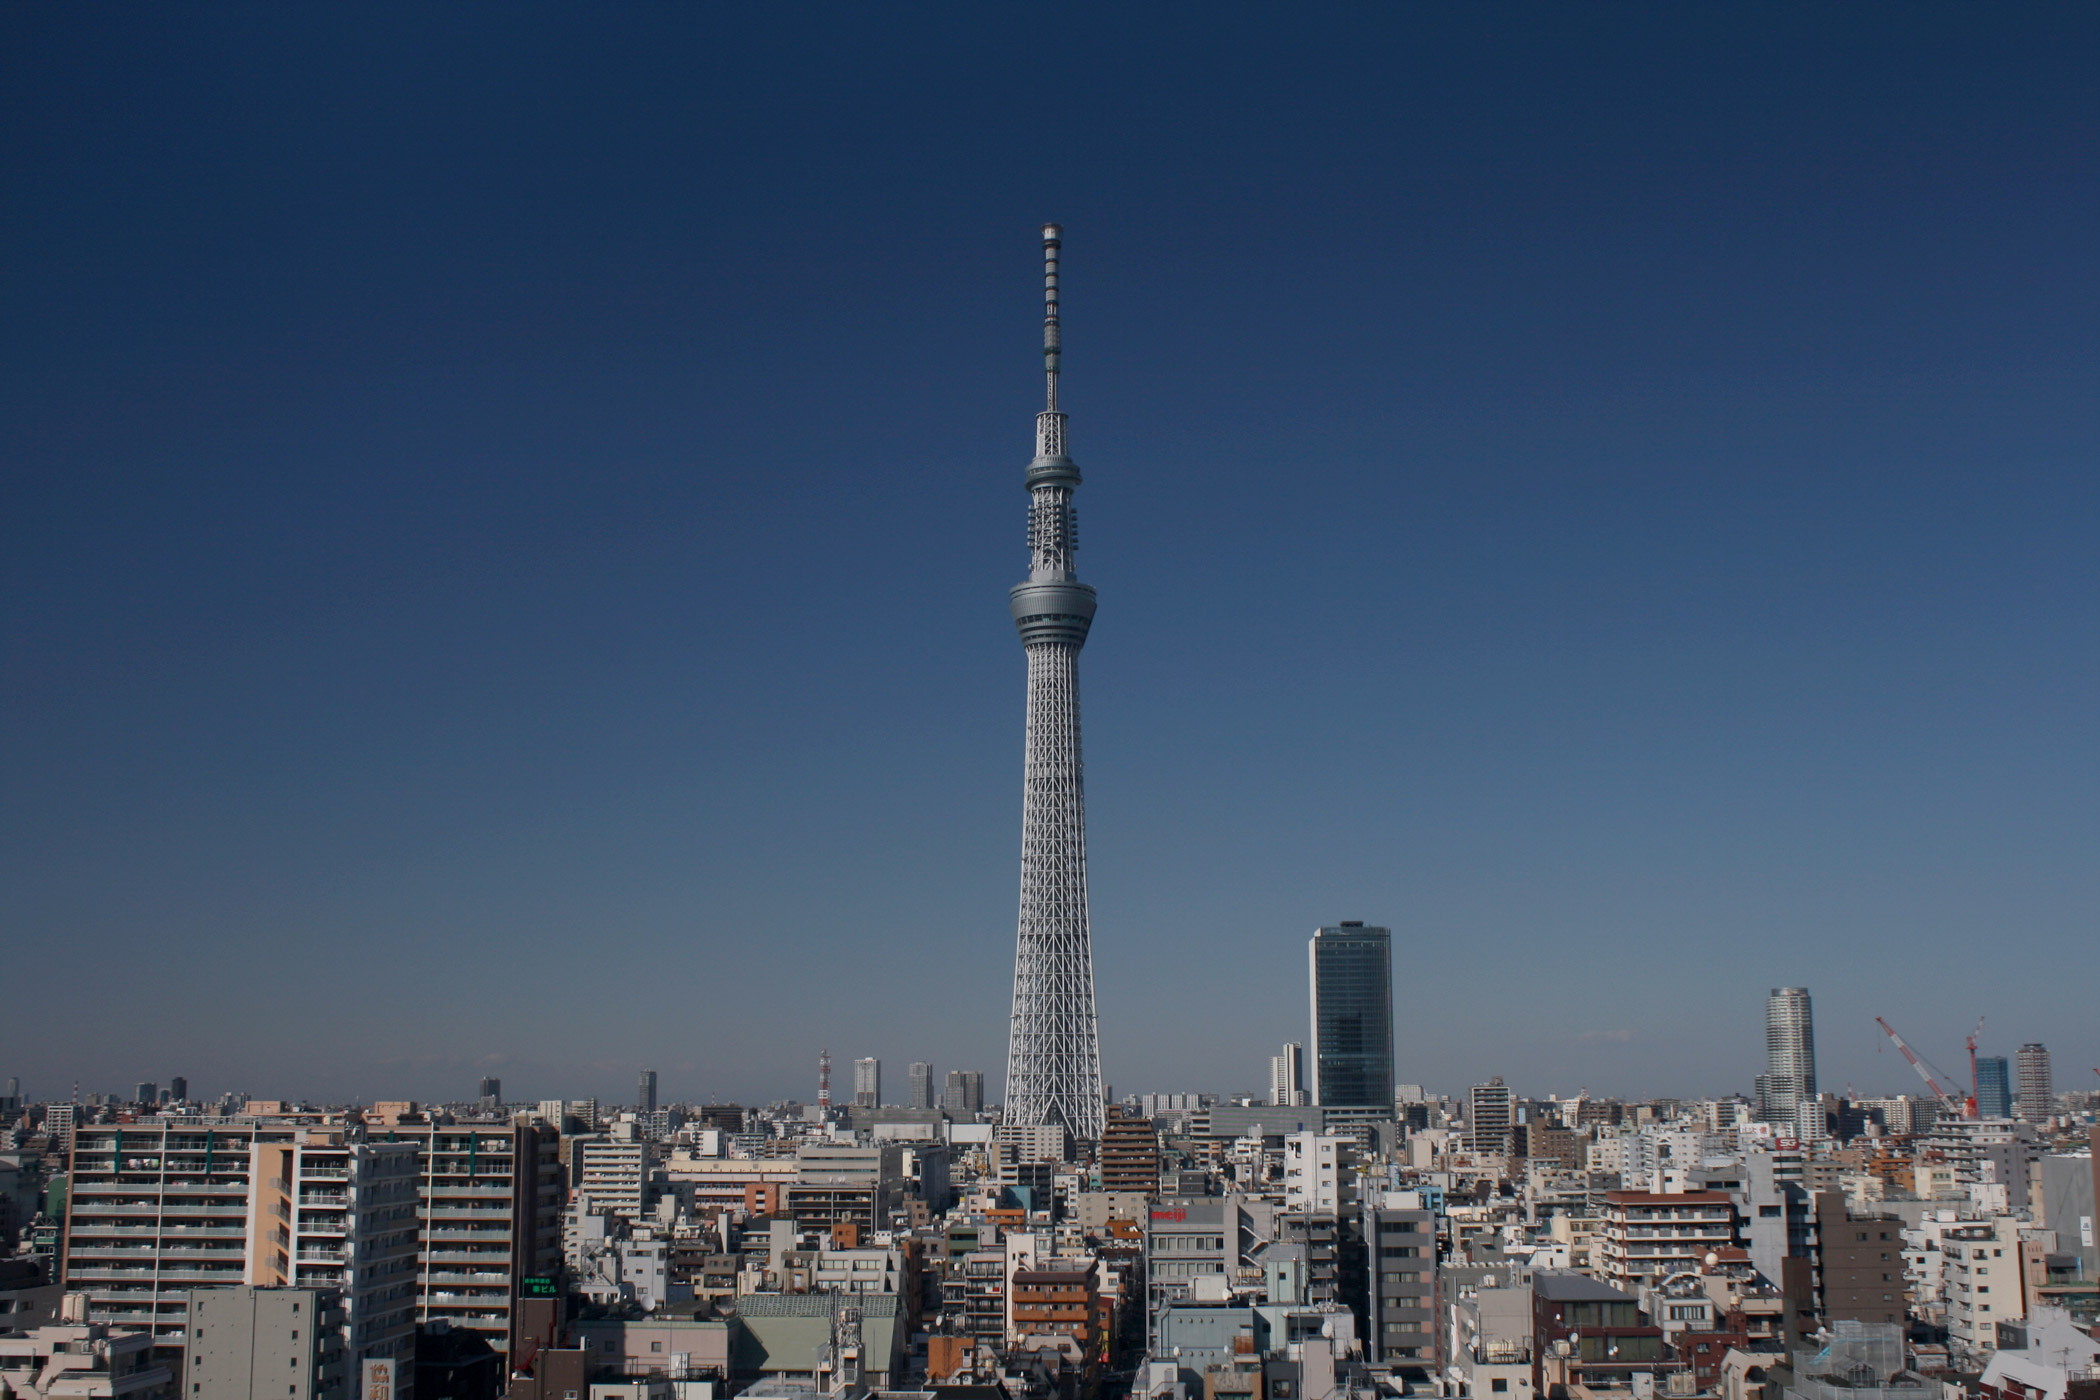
{"left": 1003, "top": 223, "right": 1105, "bottom": 1143}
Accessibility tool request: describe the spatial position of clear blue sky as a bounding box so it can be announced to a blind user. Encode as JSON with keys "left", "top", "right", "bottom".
{"left": 4, "top": 6, "right": 2095, "bottom": 1109}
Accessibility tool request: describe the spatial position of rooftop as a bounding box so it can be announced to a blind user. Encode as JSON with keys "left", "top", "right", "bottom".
{"left": 1533, "top": 1272, "right": 1636, "bottom": 1303}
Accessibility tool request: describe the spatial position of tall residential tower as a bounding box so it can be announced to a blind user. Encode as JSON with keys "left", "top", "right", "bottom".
{"left": 1003, "top": 224, "right": 1106, "bottom": 1143}
{"left": 2015, "top": 1043, "right": 2052, "bottom": 1121}
{"left": 1759, "top": 986, "right": 1817, "bottom": 1125}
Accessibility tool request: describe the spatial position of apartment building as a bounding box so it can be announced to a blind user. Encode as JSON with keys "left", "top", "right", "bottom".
{"left": 1010, "top": 1263, "right": 1100, "bottom": 1364}
{"left": 1596, "top": 1191, "right": 1737, "bottom": 1290}
{"left": 1283, "top": 1133, "right": 1357, "bottom": 1213}
{"left": 1812, "top": 1190, "right": 1906, "bottom": 1327}
{"left": 244, "top": 1132, "right": 420, "bottom": 1394}
{"left": 1362, "top": 1190, "right": 1435, "bottom": 1366}
{"left": 62, "top": 1115, "right": 556, "bottom": 1374}
{"left": 660, "top": 1154, "right": 797, "bottom": 1220}
{"left": 62, "top": 1119, "right": 269, "bottom": 1345}
{"left": 576, "top": 1138, "right": 654, "bottom": 1223}
{"left": 1098, "top": 1111, "right": 1160, "bottom": 1195}
{"left": 784, "top": 1144, "right": 906, "bottom": 1233}
{"left": 383, "top": 1119, "right": 561, "bottom": 1362}
{"left": 1942, "top": 1217, "right": 2027, "bottom": 1361}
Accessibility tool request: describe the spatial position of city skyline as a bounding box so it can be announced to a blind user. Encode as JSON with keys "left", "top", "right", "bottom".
{"left": 5, "top": 9, "right": 2097, "bottom": 1104}
{"left": 12, "top": 1004, "right": 2064, "bottom": 1117}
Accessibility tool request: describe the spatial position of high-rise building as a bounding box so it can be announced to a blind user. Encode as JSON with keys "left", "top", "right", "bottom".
{"left": 943, "top": 1071, "right": 984, "bottom": 1118}
{"left": 1003, "top": 224, "right": 1106, "bottom": 1145}
{"left": 1975, "top": 1056, "right": 2012, "bottom": 1120}
{"left": 134, "top": 1082, "right": 156, "bottom": 1107}
{"left": 1761, "top": 987, "right": 1817, "bottom": 1124}
{"left": 246, "top": 1133, "right": 421, "bottom": 1395}
{"left": 636, "top": 1069, "right": 657, "bottom": 1114}
{"left": 1466, "top": 1078, "right": 1514, "bottom": 1154}
{"left": 2015, "top": 1044, "right": 2052, "bottom": 1121}
{"left": 64, "top": 1118, "right": 260, "bottom": 1343}
{"left": 64, "top": 1114, "right": 559, "bottom": 1370}
{"left": 1308, "top": 924, "right": 1394, "bottom": 1108}
{"left": 854, "top": 1058, "right": 881, "bottom": 1110}
{"left": 478, "top": 1077, "right": 501, "bottom": 1103}
{"left": 1269, "top": 1044, "right": 1306, "bottom": 1107}
{"left": 374, "top": 1117, "right": 562, "bottom": 1365}
{"left": 908, "top": 1062, "right": 935, "bottom": 1112}
{"left": 168, "top": 1077, "right": 188, "bottom": 1104}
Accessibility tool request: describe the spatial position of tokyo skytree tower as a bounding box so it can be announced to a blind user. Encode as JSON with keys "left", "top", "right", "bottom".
{"left": 1003, "top": 223, "right": 1105, "bottom": 1143}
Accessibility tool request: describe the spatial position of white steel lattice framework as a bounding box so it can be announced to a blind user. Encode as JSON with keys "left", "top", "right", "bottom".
{"left": 1004, "top": 224, "right": 1105, "bottom": 1143}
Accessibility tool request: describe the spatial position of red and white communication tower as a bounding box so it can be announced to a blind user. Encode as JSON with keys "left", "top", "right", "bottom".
{"left": 818, "top": 1048, "right": 832, "bottom": 1111}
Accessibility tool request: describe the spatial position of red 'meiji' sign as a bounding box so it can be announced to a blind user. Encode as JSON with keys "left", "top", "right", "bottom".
{"left": 1151, "top": 1208, "right": 1187, "bottom": 1222}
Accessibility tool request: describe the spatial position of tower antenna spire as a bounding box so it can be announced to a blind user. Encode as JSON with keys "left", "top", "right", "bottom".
{"left": 1042, "top": 223, "right": 1061, "bottom": 411}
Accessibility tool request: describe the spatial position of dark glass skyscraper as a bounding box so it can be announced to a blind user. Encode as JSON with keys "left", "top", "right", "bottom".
{"left": 1975, "top": 1055, "right": 2012, "bottom": 1119}
{"left": 1307, "top": 923, "right": 1394, "bottom": 1108}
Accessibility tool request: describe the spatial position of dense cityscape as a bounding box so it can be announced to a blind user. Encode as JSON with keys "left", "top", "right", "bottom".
{"left": 2, "top": 979, "right": 2096, "bottom": 1400}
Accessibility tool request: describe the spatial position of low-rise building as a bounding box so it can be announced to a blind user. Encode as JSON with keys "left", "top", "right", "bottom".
{"left": 0, "top": 1310, "right": 173, "bottom": 1400}
{"left": 1010, "top": 1263, "right": 1100, "bottom": 1367}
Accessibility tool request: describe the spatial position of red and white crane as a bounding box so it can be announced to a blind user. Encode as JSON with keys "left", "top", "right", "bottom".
{"left": 1875, "top": 1016, "right": 1968, "bottom": 1118}
{"left": 1964, "top": 1017, "right": 1985, "bottom": 1120}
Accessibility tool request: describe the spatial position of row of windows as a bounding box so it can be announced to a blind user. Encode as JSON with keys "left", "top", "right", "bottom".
{"left": 1153, "top": 1235, "right": 1225, "bottom": 1253}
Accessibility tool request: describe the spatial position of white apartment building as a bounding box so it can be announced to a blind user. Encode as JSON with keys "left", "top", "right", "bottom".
{"left": 578, "top": 1138, "right": 655, "bottom": 1223}
{"left": 1283, "top": 1133, "right": 1357, "bottom": 1213}
{"left": 1942, "top": 1216, "right": 2025, "bottom": 1360}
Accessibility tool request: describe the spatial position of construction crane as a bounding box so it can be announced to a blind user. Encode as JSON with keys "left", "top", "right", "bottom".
{"left": 1964, "top": 1017, "right": 1985, "bottom": 1119}
{"left": 1875, "top": 1016, "right": 1967, "bottom": 1118}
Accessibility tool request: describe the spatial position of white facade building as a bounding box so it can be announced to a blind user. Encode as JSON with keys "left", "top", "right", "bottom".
{"left": 1283, "top": 1133, "right": 1357, "bottom": 1213}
